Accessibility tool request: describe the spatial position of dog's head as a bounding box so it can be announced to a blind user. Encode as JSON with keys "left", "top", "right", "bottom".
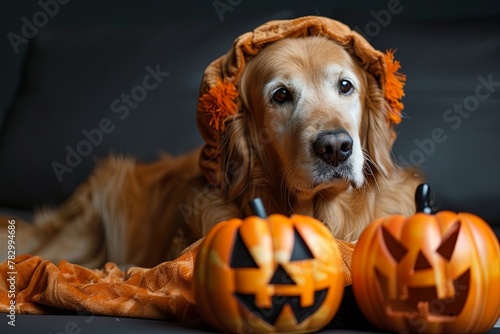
{"left": 239, "top": 36, "right": 369, "bottom": 196}
{"left": 196, "top": 17, "right": 405, "bottom": 202}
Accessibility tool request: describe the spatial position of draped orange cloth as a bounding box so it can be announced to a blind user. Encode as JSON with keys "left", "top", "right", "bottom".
{"left": 0, "top": 239, "right": 354, "bottom": 321}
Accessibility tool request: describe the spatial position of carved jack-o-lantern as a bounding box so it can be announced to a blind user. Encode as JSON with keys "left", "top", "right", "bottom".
{"left": 194, "top": 200, "right": 344, "bottom": 334}
{"left": 352, "top": 184, "right": 500, "bottom": 333}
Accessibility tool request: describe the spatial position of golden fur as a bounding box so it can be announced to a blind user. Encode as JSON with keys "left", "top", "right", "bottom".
{"left": 2, "top": 37, "right": 422, "bottom": 268}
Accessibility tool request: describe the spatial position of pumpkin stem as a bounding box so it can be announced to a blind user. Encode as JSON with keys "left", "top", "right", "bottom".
{"left": 415, "top": 183, "right": 433, "bottom": 214}
{"left": 249, "top": 198, "right": 267, "bottom": 218}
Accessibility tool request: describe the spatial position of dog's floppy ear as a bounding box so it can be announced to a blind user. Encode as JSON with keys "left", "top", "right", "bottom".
{"left": 220, "top": 113, "right": 253, "bottom": 200}
{"left": 362, "top": 73, "right": 397, "bottom": 178}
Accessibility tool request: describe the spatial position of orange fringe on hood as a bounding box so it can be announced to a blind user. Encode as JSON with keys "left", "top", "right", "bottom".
{"left": 199, "top": 78, "right": 238, "bottom": 132}
{"left": 384, "top": 49, "right": 406, "bottom": 124}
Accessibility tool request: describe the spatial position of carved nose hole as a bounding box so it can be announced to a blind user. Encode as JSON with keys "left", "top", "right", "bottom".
{"left": 269, "top": 264, "right": 296, "bottom": 285}
{"left": 414, "top": 251, "right": 432, "bottom": 270}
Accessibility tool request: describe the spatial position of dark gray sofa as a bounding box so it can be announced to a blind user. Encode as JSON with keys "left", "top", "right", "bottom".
{"left": 1, "top": 0, "right": 499, "bottom": 333}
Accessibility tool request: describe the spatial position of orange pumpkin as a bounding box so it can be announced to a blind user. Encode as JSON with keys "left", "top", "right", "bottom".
{"left": 194, "top": 199, "right": 344, "bottom": 334}
{"left": 352, "top": 184, "right": 500, "bottom": 333}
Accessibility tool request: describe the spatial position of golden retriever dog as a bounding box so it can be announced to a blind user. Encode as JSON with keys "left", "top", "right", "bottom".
{"left": 1, "top": 35, "right": 422, "bottom": 268}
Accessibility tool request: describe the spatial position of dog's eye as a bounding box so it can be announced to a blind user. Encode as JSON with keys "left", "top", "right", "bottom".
{"left": 272, "top": 87, "right": 292, "bottom": 104}
{"left": 339, "top": 80, "right": 353, "bottom": 95}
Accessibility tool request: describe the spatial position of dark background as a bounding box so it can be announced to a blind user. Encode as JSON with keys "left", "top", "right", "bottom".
{"left": 0, "top": 0, "right": 499, "bottom": 236}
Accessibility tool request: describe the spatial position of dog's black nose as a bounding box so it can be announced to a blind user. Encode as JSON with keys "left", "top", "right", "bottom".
{"left": 313, "top": 131, "right": 353, "bottom": 167}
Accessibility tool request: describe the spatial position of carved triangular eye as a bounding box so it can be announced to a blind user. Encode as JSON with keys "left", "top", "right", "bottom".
{"left": 381, "top": 226, "right": 408, "bottom": 263}
{"left": 230, "top": 230, "right": 259, "bottom": 268}
{"left": 290, "top": 227, "right": 314, "bottom": 261}
{"left": 436, "top": 221, "right": 460, "bottom": 261}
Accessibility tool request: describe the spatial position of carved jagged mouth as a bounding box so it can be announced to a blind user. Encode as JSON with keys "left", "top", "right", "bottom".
{"left": 375, "top": 268, "right": 470, "bottom": 318}
{"left": 234, "top": 288, "right": 328, "bottom": 325}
